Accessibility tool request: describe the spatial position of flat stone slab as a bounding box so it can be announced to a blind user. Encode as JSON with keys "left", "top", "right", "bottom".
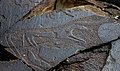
{"left": 1, "top": 0, "right": 120, "bottom": 71}
{"left": 1, "top": 10, "right": 120, "bottom": 70}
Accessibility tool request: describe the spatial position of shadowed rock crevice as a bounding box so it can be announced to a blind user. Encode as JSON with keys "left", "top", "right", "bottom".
{"left": 48, "top": 37, "right": 120, "bottom": 71}
{"left": 102, "top": 0, "right": 120, "bottom": 7}
{"left": 0, "top": 44, "right": 36, "bottom": 71}
{"left": 0, "top": 44, "right": 18, "bottom": 61}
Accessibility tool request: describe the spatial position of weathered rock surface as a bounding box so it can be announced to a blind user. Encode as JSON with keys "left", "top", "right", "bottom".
{"left": 1, "top": 8, "right": 119, "bottom": 70}
{"left": 0, "top": 60, "right": 32, "bottom": 71}
{"left": 102, "top": 40, "right": 120, "bottom": 71}
{"left": 0, "top": 0, "right": 120, "bottom": 71}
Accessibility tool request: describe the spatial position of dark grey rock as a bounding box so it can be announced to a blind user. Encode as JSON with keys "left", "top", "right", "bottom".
{"left": 102, "top": 40, "right": 120, "bottom": 71}
{"left": 0, "top": 11, "right": 118, "bottom": 70}
{"left": 98, "top": 23, "right": 120, "bottom": 42}
{"left": 1, "top": 0, "right": 120, "bottom": 71}
{"left": 0, "top": 0, "right": 40, "bottom": 36}
{"left": 0, "top": 60, "right": 32, "bottom": 71}
{"left": 52, "top": 45, "right": 111, "bottom": 71}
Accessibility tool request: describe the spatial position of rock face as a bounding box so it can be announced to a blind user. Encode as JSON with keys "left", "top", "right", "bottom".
{"left": 102, "top": 40, "right": 120, "bottom": 71}
{"left": 98, "top": 23, "right": 120, "bottom": 71}
{"left": 0, "top": 60, "right": 32, "bottom": 71}
{"left": 0, "top": 0, "right": 120, "bottom": 71}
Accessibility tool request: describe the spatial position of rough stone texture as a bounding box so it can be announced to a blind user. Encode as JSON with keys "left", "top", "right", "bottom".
{"left": 1, "top": 9, "right": 119, "bottom": 70}
{"left": 0, "top": 60, "right": 32, "bottom": 71}
{"left": 0, "top": 0, "right": 120, "bottom": 71}
{"left": 48, "top": 45, "right": 111, "bottom": 71}
{"left": 97, "top": 23, "right": 120, "bottom": 71}
{"left": 98, "top": 23, "right": 120, "bottom": 43}
{"left": 0, "top": 0, "right": 42, "bottom": 36}
{"left": 102, "top": 40, "right": 120, "bottom": 71}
